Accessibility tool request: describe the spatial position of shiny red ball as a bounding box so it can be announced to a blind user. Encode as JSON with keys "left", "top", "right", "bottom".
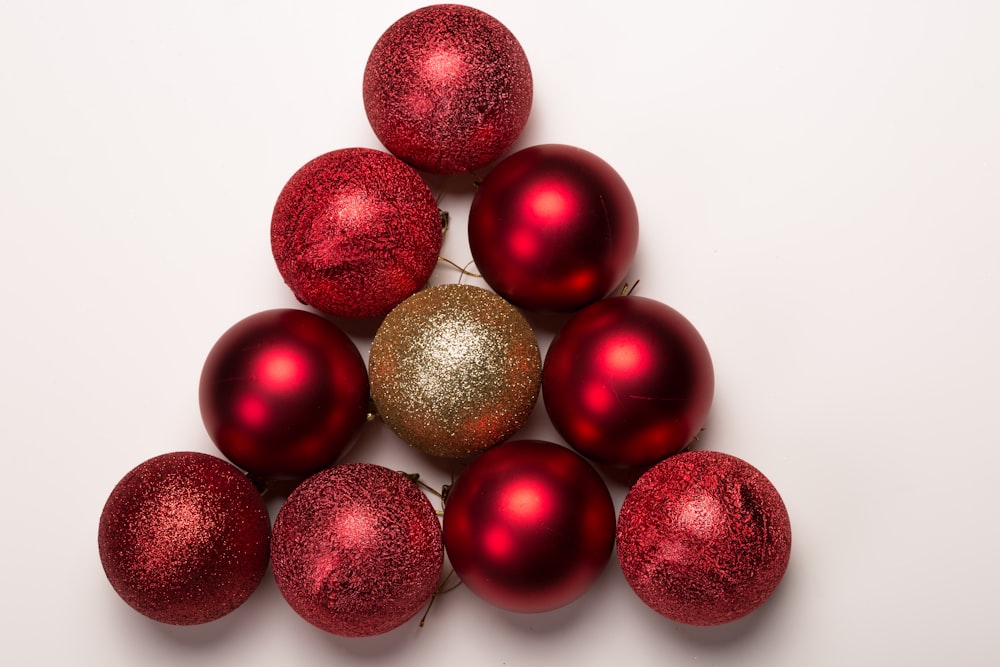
{"left": 98, "top": 452, "right": 271, "bottom": 625}
{"left": 543, "top": 296, "right": 713, "bottom": 467}
{"left": 363, "top": 5, "right": 532, "bottom": 174}
{"left": 442, "top": 440, "right": 616, "bottom": 613}
{"left": 199, "top": 309, "right": 370, "bottom": 479}
{"left": 271, "top": 463, "right": 444, "bottom": 637}
{"left": 468, "top": 144, "right": 639, "bottom": 311}
{"left": 270, "top": 147, "right": 442, "bottom": 318}
{"left": 617, "top": 450, "right": 792, "bottom": 626}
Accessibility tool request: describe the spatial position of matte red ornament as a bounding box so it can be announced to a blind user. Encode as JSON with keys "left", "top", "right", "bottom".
{"left": 442, "top": 440, "right": 616, "bottom": 613}
{"left": 270, "top": 147, "right": 442, "bottom": 318}
{"left": 543, "top": 295, "right": 713, "bottom": 467}
{"left": 199, "top": 309, "right": 370, "bottom": 479}
{"left": 98, "top": 452, "right": 271, "bottom": 625}
{"left": 468, "top": 144, "right": 639, "bottom": 311}
{"left": 270, "top": 463, "right": 444, "bottom": 637}
{"left": 363, "top": 4, "right": 532, "bottom": 174}
{"left": 617, "top": 450, "right": 792, "bottom": 626}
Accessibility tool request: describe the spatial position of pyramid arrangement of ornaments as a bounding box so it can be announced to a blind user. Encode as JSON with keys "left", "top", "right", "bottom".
{"left": 98, "top": 4, "right": 791, "bottom": 637}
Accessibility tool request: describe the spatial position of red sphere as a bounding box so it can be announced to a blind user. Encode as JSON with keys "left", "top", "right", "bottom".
{"left": 270, "top": 147, "right": 442, "bottom": 318}
{"left": 199, "top": 309, "right": 370, "bottom": 479}
{"left": 468, "top": 144, "right": 639, "bottom": 311}
{"left": 98, "top": 452, "right": 271, "bottom": 625}
{"left": 363, "top": 5, "right": 532, "bottom": 174}
{"left": 442, "top": 440, "right": 616, "bottom": 613}
{"left": 271, "top": 463, "right": 444, "bottom": 637}
{"left": 617, "top": 451, "right": 792, "bottom": 626}
{"left": 543, "top": 296, "right": 713, "bottom": 467}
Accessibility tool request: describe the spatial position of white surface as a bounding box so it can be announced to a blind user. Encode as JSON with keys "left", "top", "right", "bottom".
{"left": 2, "top": 1, "right": 999, "bottom": 665}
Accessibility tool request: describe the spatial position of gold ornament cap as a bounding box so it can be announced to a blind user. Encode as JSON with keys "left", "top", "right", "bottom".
{"left": 369, "top": 284, "right": 541, "bottom": 458}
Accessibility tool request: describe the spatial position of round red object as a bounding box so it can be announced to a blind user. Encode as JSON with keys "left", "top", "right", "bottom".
{"left": 442, "top": 440, "right": 616, "bottom": 613}
{"left": 98, "top": 452, "right": 271, "bottom": 625}
{"left": 617, "top": 450, "right": 792, "bottom": 626}
{"left": 270, "top": 147, "right": 442, "bottom": 318}
{"left": 271, "top": 463, "right": 444, "bottom": 637}
{"left": 468, "top": 144, "right": 639, "bottom": 311}
{"left": 199, "top": 309, "right": 370, "bottom": 479}
{"left": 363, "top": 5, "right": 532, "bottom": 174}
{"left": 542, "top": 295, "right": 713, "bottom": 467}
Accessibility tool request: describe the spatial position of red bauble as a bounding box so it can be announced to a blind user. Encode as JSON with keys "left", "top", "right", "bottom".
{"left": 199, "top": 309, "right": 370, "bottom": 479}
{"left": 270, "top": 463, "right": 444, "bottom": 637}
{"left": 468, "top": 144, "right": 639, "bottom": 311}
{"left": 617, "top": 451, "right": 792, "bottom": 626}
{"left": 98, "top": 452, "right": 271, "bottom": 625}
{"left": 363, "top": 5, "right": 532, "bottom": 174}
{"left": 543, "top": 296, "right": 713, "bottom": 467}
{"left": 270, "top": 147, "right": 442, "bottom": 318}
{"left": 442, "top": 440, "right": 616, "bottom": 613}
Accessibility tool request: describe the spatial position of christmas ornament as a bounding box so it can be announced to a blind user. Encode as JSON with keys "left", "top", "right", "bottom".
{"left": 270, "top": 147, "right": 442, "bottom": 318}
{"left": 368, "top": 283, "right": 541, "bottom": 458}
{"left": 617, "top": 450, "right": 791, "bottom": 626}
{"left": 270, "top": 463, "right": 444, "bottom": 637}
{"left": 199, "top": 309, "right": 370, "bottom": 479}
{"left": 442, "top": 439, "right": 616, "bottom": 613}
{"left": 98, "top": 452, "right": 271, "bottom": 625}
{"left": 543, "top": 295, "right": 713, "bottom": 467}
{"left": 363, "top": 4, "right": 532, "bottom": 174}
{"left": 468, "top": 144, "right": 639, "bottom": 311}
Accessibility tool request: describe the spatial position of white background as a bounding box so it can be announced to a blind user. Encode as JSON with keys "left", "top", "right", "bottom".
{"left": 2, "top": 1, "right": 999, "bottom": 665}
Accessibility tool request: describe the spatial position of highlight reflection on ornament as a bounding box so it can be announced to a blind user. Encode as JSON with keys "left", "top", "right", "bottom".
{"left": 617, "top": 450, "right": 792, "bottom": 626}
{"left": 469, "top": 144, "right": 639, "bottom": 311}
{"left": 368, "top": 284, "right": 541, "bottom": 458}
{"left": 443, "top": 440, "right": 616, "bottom": 613}
{"left": 363, "top": 5, "right": 533, "bottom": 174}
{"left": 543, "top": 295, "right": 714, "bottom": 467}
{"left": 270, "top": 463, "right": 443, "bottom": 637}
{"left": 98, "top": 452, "right": 271, "bottom": 625}
{"left": 199, "top": 309, "right": 370, "bottom": 479}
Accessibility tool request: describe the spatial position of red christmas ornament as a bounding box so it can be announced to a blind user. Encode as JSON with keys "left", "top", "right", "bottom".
{"left": 98, "top": 452, "right": 271, "bottom": 625}
{"left": 442, "top": 440, "right": 616, "bottom": 613}
{"left": 199, "top": 309, "right": 370, "bottom": 479}
{"left": 468, "top": 144, "right": 639, "bottom": 311}
{"left": 270, "top": 463, "right": 444, "bottom": 637}
{"left": 617, "top": 450, "right": 792, "bottom": 626}
{"left": 270, "top": 147, "right": 442, "bottom": 318}
{"left": 543, "top": 295, "right": 713, "bottom": 467}
{"left": 363, "top": 5, "right": 532, "bottom": 174}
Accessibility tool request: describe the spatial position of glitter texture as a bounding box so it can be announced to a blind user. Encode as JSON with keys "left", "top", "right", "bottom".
{"left": 270, "top": 463, "right": 444, "bottom": 637}
{"left": 270, "top": 148, "right": 442, "bottom": 319}
{"left": 616, "top": 451, "right": 792, "bottom": 626}
{"left": 368, "top": 284, "right": 541, "bottom": 458}
{"left": 97, "top": 452, "right": 271, "bottom": 625}
{"left": 363, "top": 5, "right": 533, "bottom": 174}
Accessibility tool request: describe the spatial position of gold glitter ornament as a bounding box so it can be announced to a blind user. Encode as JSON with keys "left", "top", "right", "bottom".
{"left": 369, "top": 284, "right": 541, "bottom": 457}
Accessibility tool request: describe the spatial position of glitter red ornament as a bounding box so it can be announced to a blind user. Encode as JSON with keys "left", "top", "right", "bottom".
{"left": 270, "top": 463, "right": 444, "bottom": 637}
{"left": 270, "top": 147, "right": 442, "bottom": 318}
{"left": 616, "top": 450, "right": 792, "bottom": 626}
{"left": 468, "top": 144, "right": 639, "bottom": 311}
{"left": 543, "top": 295, "right": 714, "bottom": 467}
{"left": 363, "top": 4, "right": 533, "bottom": 174}
{"left": 442, "top": 440, "right": 616, "bottom": 613}
{"left": 199, "top": 309, "right": 370, "bottom": 479}
{"left": 98, "top": 452, "right": 271, "bottom": 625}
